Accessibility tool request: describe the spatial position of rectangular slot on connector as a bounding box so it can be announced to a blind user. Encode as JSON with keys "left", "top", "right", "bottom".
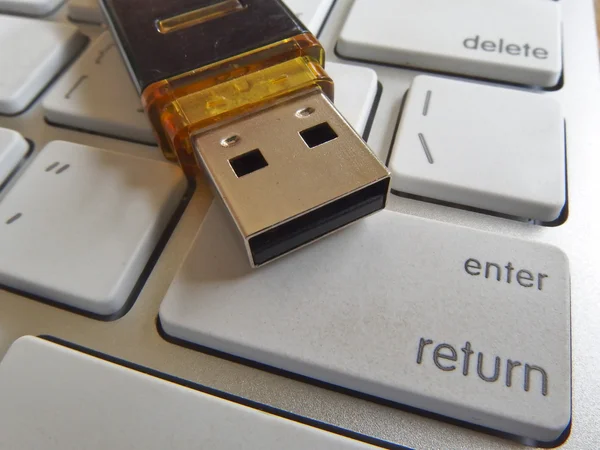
{"left": 230, "top": 149, "right": 269, "bottom": 178}
{"left": 249, "top": 178, "right": 390, "bottom": 266}
{"left": 300, "top": 122, "right": 339, "bottom": 148}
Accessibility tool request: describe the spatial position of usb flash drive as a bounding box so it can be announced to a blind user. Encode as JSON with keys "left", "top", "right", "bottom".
{"left": 99, "top": 0, "right": 391, "bottom": 267}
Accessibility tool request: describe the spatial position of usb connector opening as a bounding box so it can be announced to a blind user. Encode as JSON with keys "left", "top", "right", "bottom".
{"left": 193, "top": 88, "right": 391, "bottom": 267}
{"left": 249, "top": 179, "right": 389, "bottom": 266}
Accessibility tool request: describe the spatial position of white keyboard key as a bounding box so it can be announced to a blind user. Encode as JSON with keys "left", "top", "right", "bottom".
{"left": 160, "top": 205, "right": 571, "bottom": 442}
{"left": 0, "top": 0, "right": 64, "bottom": 16}
{"left": 327, "top": 62, "right": 378, "bottom": 136}
{"left": 284, "top": 0, "right": 334, "bottom": 35}
{"left": 68, "top": 0, "right": 104, "bottom": 23}
{"left": 0, "top": 16, "right": 86, "bottom": 115}
{"left": 390, "top": 76, "right": 566, "bottom": 222}
{"left": 338, "top": 0, "right": 562, "bottom": 87}
{"left": 0, "top": 336, "right": 377, "bottom": 450}
{"left": 0, "top": 141, "right": 186, "bottom": 316}
{"left": 0, "top": 128, "right": 28, "bottom": 186}
{"left": 44, "top": 32, "right": 155, "bottom": 144}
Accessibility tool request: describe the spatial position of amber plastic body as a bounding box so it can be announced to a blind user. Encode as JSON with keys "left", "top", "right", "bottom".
{"left": 141, "top": 33, "right": 333, "bottom": 171}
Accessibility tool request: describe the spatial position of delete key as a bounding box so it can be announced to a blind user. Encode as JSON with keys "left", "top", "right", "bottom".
{"left": 337, "top": 0, "right": 562, "bottom": 87}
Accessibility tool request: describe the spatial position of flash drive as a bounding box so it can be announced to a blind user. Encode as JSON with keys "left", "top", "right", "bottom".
{"left": 99, "top": 0, "right": 391, "bottom": 267}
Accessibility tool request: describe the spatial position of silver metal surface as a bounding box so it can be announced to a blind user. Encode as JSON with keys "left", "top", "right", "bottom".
{"left": 0, "top": 1, "right": 599, "bottom": 448}
{"left": 193, "top": 89, "right": 390, "bottom": 267}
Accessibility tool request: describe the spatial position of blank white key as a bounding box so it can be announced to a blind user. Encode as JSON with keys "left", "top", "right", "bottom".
{"left": 44, "top": 32, "right": 155, "bottom": 144}
{"left": 0, "top": 128, "right": 28, "bottom": 186}
{"left": 338, "top": 0, "right": 562, "bottom": 87}
{"left": 0, "top": 0, "right": 64, "bottom": 16}
{"left": 0, "top": 336, "right": 378, "bottom": 450}
{"left": 284, "top": 0, "right": 334, "bottom": 35}
{"left": 390, "top": 76, "right": 566, "bottom": 222}
{"left": 68, "top": 0, "right": 104, "bottom": 23}
{"left": 160, "top": 205, "right": 571, "bottom": 442}
{"left": 0, "top": 16, "right": 86, "bottom": 115}
{"left": 327, "top": 62, "right": 378, "bottom": 136}
{"left": 0, "top": 141, "right": 186, "bottom": 316}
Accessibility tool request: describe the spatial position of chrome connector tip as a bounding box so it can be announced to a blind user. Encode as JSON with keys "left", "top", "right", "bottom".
{"left": 193, "top": 89, "right": 391, "bottom": 267}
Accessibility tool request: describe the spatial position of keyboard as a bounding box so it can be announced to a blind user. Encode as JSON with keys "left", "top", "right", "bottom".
{"left": 0, "top": 0, "right": 598, "bottom": 448}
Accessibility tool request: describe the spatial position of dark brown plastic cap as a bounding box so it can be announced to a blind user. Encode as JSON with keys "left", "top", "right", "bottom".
{"left": 100, "top": 0, "right": 309, "bottom": 92}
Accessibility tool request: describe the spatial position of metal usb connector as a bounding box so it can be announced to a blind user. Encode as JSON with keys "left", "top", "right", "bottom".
{"left": 193, "top": 88, "right": 390, "bottom": 267}
{"left": 100, "top": 0, "right": 390, "bottom": 267}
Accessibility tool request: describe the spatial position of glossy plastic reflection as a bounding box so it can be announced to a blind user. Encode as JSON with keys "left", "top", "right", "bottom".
{"left": 142, "top": 34, "right": 331, "bottom": 171}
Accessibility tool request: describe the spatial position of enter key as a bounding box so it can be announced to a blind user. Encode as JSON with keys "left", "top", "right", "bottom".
{"left": 160, "top": 208, "right": 571, "bottom": 443}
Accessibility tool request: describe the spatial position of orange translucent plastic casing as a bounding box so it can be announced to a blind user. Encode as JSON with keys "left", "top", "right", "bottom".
{"left": 141, "top": 33, "right": 333, "bottom": 172}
